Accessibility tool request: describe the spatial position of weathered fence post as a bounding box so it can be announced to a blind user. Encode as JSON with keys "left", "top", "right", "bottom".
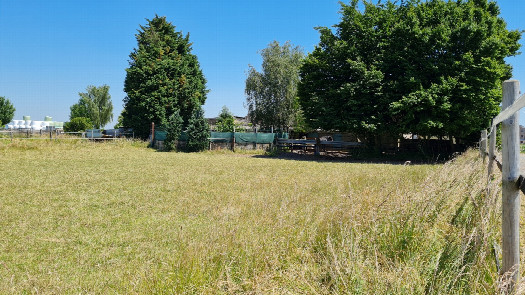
{"left": 150, "top": 122, "right": 155, "bottom": 147}
{"left": 501, "top": 80, "right": 520, "bottom": 289}
{"left": 254, "top": 127, "right": 258, "bottom": 150}
{"left": 232, "top": 126, "right": 236, "bottom": 152}
{"left": 271, "top": 126, "right": 274, "bottom": 150}
{"left": 481, "top": 130, "right": 487, "bottom": 163}
{"left": 488, "top": 125, "right": 496, "bottom": 177}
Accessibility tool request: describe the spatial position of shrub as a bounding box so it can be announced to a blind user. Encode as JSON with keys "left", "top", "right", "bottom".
{"left": 64, "top": 117, "right": 92, "bottom": 132}
{"left": 216, "top": 106, "right": 235, "bottom": 132}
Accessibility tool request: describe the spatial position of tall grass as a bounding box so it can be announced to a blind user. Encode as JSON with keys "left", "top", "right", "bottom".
{"left": 0, "top": 139, "right": 509, "bottom": 293}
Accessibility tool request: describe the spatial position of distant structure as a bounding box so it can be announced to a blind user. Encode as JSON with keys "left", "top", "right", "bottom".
{"left": 5, "top": 116, "right": 64, "bottom": 131}
{"left": 207, "top": 115, "right": 250, "bottom": 131}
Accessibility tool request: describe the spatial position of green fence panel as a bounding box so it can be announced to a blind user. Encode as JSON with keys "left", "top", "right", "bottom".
{"left": 179, "top": 131, "right": 188, "bottom": 141}
{"left": 155, "top": 131, "right": 277, "bottom": 144}
{"left": 154, "top": 131, "right": 167, "bottom": 141}
{"left": 210, "top": 132, "right": 233, "bottom": 143}
{"left": 234, "top": 132, "right": 276, "bottom": 144}
{"left": 235, "top": 133, "right": 257, "bottom": 143}
{"left": 154, "top": 131, "right": 188, "bottom": 141}
{"left": 256, "top": 133, "right": 275, "bottom": 144}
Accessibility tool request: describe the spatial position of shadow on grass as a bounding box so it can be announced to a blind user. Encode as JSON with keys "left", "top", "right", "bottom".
{"left": 253, "top": 148, "right": 463, "bottom": 165}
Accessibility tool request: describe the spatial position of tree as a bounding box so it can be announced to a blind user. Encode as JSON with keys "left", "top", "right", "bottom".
{"left": 186, "top": 107, "right": 209, "bottom": 152}
{"left": 114, "top": 114, "right": 124, "bottom": 129}
{"left": 122, "top": 15, "right": 208, "bottom": 139}
{"left": 163, "top": 110, "right": 183, "bottom": 151}
{"left": 69, "top": 97, "right": 91, "bottom": 120}
{"left": 298, "top": 0, "right": 521, "bottom": 142}
{"left": 63, "top": 117, "right": 93, "bottom": 132}
{"left": 245, "top": 41, "right": 304, "bottom": 131}
{"left": 0, "top": 96, "right": 15, "bottom": 126}
{"left": 216, "top": 106, "right": 235, "bottom": 132}
{"left": 70, "top": 85, "right": 113, "bottom": 129}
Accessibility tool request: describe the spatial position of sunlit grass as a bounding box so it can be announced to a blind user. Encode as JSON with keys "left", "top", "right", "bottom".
{"left": 0, "top": 140, "right": 506, "bottom": 293}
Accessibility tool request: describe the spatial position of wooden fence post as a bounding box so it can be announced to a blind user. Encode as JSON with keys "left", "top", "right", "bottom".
{"left": 232, "top": 126, "right": 236, "bottom": 152}
{"left": 315, "top": 136, "right": 320, "bottom": 156}
{"left": 150, "top": 122, "right": 155, "bottom": 147}
{"left": 501, "top": 80, "right": 520, "bottom": 289}
{"left": 481, "top": 130, "right": 487, "bottom": 163}
{"left": 254, "top": 127, "right": 258, "bottom": 150}
{"left": 271, "top": 126, "right": 274, "bottom": 150}
{"left": 488, "top": 125, "right": 496, "bottom": 177}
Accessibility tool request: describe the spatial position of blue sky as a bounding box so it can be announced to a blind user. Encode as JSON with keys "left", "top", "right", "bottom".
{"left": 0, "top": 0, "right": 524, "bottom": 128}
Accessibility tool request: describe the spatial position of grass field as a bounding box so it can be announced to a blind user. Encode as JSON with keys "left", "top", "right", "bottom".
{"left": 0, "top": 140, "right": 507, "bottom": 293}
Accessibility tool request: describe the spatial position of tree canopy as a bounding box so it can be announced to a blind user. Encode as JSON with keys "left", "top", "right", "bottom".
{"left": 122, "top": 15, "right": 207, "bottom": 139}
{"left": 245, "top": 41, "right": 304, "bottom": 131}
{"left": 298, "top": 0, "right": 521, "bottom": 142}
{"left": 69, "top": 97, "right": 91, "bottom": 121}
{"left": 0, "top": 96, "right": 15, "bottom": 126}
{"left": 69, "top": 85, "right": 113, "bottom": 129}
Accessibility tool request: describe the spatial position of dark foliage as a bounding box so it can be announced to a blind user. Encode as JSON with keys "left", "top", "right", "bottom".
{"left": 123, "top": 15, "right": 207, "bottom": 139}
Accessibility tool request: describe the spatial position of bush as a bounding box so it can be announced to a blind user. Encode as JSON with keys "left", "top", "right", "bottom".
{"left": 186, "top": 108, "right": 209, "bottom": 152}
{"left": 64, "top": 117, "right": 92, "bottom": 132}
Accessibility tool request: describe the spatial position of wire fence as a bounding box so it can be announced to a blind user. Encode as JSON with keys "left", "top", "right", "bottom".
{"left": 0, "top": 130, "right": 134, "bottom": 141}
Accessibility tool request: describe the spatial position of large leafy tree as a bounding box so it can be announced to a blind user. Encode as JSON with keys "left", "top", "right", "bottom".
{"left": 123, "top": 15, "right": 207, "bottom": 139}
{"left": 0, "top": 96, "right": 15, "bottom": 126}
{"left": 245, "top": 41, "right": 304, "bottom": 131}
{"left": 69, "top": 85, "right": 113, "bottom": 129}
{"left": 299, "top": 0, "right": 521, "bottom": 142}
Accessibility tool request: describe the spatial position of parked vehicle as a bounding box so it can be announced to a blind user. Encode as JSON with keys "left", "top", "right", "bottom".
{"left": 85, "top": 129, "right": 103, "bottom": 138}
{"left": 102, "top": 128, "right": 133, "bottom": 138}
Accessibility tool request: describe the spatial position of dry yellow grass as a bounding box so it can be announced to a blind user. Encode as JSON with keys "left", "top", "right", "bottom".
{"left": 0, "top": 139, "right": 508, "bottom": 293}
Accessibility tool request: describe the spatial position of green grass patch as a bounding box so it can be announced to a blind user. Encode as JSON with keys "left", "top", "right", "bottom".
{"left": 0, "top": 140, "right": 504, "bottom": 293}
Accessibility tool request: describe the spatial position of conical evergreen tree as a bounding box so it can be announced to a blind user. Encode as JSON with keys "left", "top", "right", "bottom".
{"left": 186, "top": 107, "right": 209, "bottom": 152}
{"left": 164, "top": 110, "right": 183, "bottom": 151}
{"left": 123, "top": 15, "right": 207, "bottom": 139}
